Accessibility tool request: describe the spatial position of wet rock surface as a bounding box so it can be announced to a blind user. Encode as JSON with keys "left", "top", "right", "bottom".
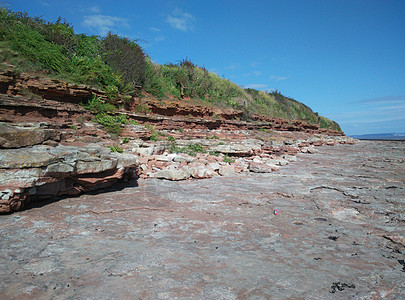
{"left": 0, "top": 141, "right": 403, "bottom": 299}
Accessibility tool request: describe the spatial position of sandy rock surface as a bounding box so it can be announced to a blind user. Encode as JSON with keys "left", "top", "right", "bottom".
{"left": 0, "top": 141, "right": 403, "bottom": 299}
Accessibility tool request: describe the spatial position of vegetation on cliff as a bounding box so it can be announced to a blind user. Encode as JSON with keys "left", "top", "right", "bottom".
{"left": 0, "top": 8, "right": 341, "bottom": 131}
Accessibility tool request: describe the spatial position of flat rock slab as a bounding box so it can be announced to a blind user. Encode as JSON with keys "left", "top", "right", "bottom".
{"left": 0, "top": 141, "right": 404, "bottom": 299}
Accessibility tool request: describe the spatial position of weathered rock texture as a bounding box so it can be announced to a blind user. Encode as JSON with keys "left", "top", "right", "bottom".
{"left": 0, "top": 141, "right": 403, "bottom": 298}
{"left": 0, "top": 65, "right": 106, "bottom": 103}
{"left": 0, "top": 122, "right": 60, "bottom": 148}
{"left": 0, "top": 144, "right": 138, "bottom": 213}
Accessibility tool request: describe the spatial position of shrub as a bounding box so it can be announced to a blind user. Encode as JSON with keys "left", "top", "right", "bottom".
{"left": 149, "top": 133, "right": 159, "bottom": 141}
{"left": 135, "top": 104, "right": 151, "bottom": 114}
{"left": 83, "top": 95, "right": 116, "bottom": 113}
{"left": 95, "top": 113, "right": 122, "bottom": 134}
{"left": 101, "top": 32, "right": 145, "bottom": 89}
{"left": 94, "top": 112, "right": 132, "bottom": 135}
{"left": 115, "top": 114, "right": 130, "bottom": 125}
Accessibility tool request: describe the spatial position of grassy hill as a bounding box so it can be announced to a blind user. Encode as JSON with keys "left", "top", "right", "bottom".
{"left": 0, "top": 8, "right": 341, "bottom": 132}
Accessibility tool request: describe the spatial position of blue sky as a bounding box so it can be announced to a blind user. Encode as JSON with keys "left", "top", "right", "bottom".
{"left": 4, "top": 0, "right": 405, "bottom": 135}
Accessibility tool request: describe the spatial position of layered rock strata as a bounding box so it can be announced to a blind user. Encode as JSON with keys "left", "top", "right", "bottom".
{"left": 0, "top": 144, "right": 138, "bottom": 213}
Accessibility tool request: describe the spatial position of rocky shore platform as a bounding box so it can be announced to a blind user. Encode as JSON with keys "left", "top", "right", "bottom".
{"left": 0, "top": 93, "right": 352, "bottom": 214}
{"left": 0, "top": 140, "right": 403, "bottom": 299}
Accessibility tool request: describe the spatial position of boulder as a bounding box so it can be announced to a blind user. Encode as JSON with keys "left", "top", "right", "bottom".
{"left": 189, "top": 165, "right": 213, "bottom": 179}
{"left": 248, "top": 161, "right": 279, "bottom": 173}
{"left": 218, "top": 165, "right": 236, "bottom": 176}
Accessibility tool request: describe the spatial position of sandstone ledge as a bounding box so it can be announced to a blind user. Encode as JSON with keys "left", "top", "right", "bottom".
{"left": 0, "top": 144, "right": 138, "bottom": 213}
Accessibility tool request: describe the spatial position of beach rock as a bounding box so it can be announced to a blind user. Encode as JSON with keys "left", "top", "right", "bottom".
{"left": 173, "top": 154, "right": 195, "bottom": 163}
{"left": 218, "top": 165, "right": 236, "bottom": 176}
{"left": 155, "top": 168, "right": 191, "bottom": 181}
{"left": 209, "top": 139, "right": 262, "bottom": 156}
{"left": 0, "top": 144, "right": 139, "bottom": 213}
{"left": 0, "top": 122, "right": 60, "bottom": 148}
{"left": 248, "top": 161, "right": 279, "bottom": 173}
{"left": 307, "top": 145, "right": 320, "bottom": 153}
{"left": 207, "top": 162, "right": 220, "bottom": 171}
{"left": 265, "top": 158, "right": 289, "bottom": 166}
{"left": 189, "top": 165, "right": 213, "bottom": 179}
{"left": 282, "top": 154, "right": 298, "bottom": 162}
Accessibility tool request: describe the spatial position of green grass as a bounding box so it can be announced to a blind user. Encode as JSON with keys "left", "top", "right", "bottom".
{"left": 107, "top": 145, "right": 123, "bottom": 153}
{"left": 223, "top": 155, "right": 235, "bottom": 163}
{"left": 169, "top": 142, "right": 205, "bottom": 156}
{"left": 82, "top": 95, "right": 116, "bottom": 114}
{"left": 93, "top": 112, "right": 131, "bottom": 135}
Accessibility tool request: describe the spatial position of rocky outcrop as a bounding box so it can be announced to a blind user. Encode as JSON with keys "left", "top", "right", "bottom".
{"left": 0, "top": 122, "right": 60, "bottom": 148}
{"left": 0, "top": 144, "right": 139, "bottom": 213}
{"left": 0, "top": 64, "right": 106, "bottom": 103}
{"left": 0, "top": 70, "right": 357, "bottom": 213}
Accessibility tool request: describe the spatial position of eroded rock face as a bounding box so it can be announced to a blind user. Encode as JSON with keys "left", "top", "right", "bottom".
{"left": 0, "top": 122, "right": 60, "bottom": 148}
{"left": 0, "top": 66, "right": 106, "bottom": 103}
{"left": 0, "top": 82, "right": 356, "bottom": 212}
{"left": 0, "top": 144, "right": 139, "bottom": 213}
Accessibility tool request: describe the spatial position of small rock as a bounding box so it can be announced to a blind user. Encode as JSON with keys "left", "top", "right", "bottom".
{"left": 133, "top": 147, "right": 154, "bottom": 156}
{"left": 154, "top": 155, "right": 173, "bottom": 162}
{"left": 282, "top": 155, "right": 297, "bottom": 162}
{"left": 155, "top": 169, "right": 190, "bottom": 181}
{"left": 190, "top": 165, "right": 212, "bottom": 179}
{"left": 1, "top": 189, "right": 12, "bottom": 200}
{"left": 173, "top": 154, "right": 194, "bottom": 163}
{"left": 218, "top": 165, "right": 236, "bottom": 176}
{"left": 207, "top": 162, "right": 220, "bottom": 171}
{"left": 248, "top": 161, "right": 279, "bottom": 173}
{"left": 307, "top": 145, "right": 320, "bottom": 154}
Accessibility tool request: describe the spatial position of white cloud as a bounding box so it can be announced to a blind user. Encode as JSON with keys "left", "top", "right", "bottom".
{"left": 244, "top": 70, "right": 261, "bottom": 76}
{"left": 225, "top": 64, "right": 239, "bottom": 70}
{"left": 244, "top": 83, "right": 269, "bottom": 90}
{"left": 355, "top": 95, "right": 405, "bottom": 104}
{"left": 89, "top": 5, "right": 101, "bottom": 13}
{"left": 82, "top": 15, "right": 129, "bottom": 36}
{"left": 150, "top": 27, "right": 161, "bottom": 32}
{"left": 39, "top": 0, "right": 50, "bottom": 7}
{"left": 166, "top": 8, "right": 195, "bottom": 31}
{"left": 330, "top": 104, "right": 405, "bottom": 125}
{"left": 270, "top": 75, "right": 287, "bottom": 81}
{"left": 155, "top": 36, "right": 165, "bottom": 42}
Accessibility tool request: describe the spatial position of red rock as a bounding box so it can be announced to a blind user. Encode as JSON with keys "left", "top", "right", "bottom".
{"left": 74, "top": 169, "right": 125, "bottom": 186}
